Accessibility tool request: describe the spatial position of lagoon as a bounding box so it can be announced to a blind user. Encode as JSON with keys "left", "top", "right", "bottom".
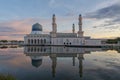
{"left": 0, "top": 46, "right": 120, "bottom": 80}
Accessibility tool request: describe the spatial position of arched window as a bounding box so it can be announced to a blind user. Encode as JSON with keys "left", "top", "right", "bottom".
{"left": 31, "top": 47, "right": 33, "bottom": 52}
{"left": 38, "top": 48, "right": 39, "bottom": 52}
{"left": 44, "top": 39, "right": 46, "bottom": 44}
{"left": 31, "top": 39, "right": 33, "bottom": 44}
{"left": 44, "top": 48, "right": 46, "bottom": 52}
{"left": 28, "top": 48, "right": 30, "bottom": 52}
{"left": 41, "top": 39, "right": 43, "bottom": 44}
{"left": 28, "top": 39, "right": 30, "bottom": 44}
{"left": 41, "top": 48, "right": 43, "bottom": 52}
{"left": 34, "top": 39, "right": 36, "bottom": 44}
{"left": 38, "top": 39, "right": 39, "bottom": 44}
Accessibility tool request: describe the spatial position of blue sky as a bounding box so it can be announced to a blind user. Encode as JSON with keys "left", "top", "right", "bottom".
{"left": 0, "top": 0, "right": 119, "bottom": 40}
{"left": 0, "top": 0, "right": 104, "bottom": 19}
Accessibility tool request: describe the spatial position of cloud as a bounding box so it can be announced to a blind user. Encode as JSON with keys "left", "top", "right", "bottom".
{"left": 49, "top": 0, "right": 57, "bottom": 7}
{"left": 0, "top": 26, "right": 17, "bottom": 32}
{"left": 0, "top": 18, "right": 37, "bottom": 40}
{"left": 49, "top": 0, "right": 56, "bottom": 5}
{"left": 85, "top": 2, "right": 120, "bottom": 30}
{"left": 64, "top": 11, "right": 76, "bottom": 17}
{"left": 86, "top": 3, "right": 120, "bottom": 19}
{"left": 92, "top": 0, "right": 120, "bottom": 11}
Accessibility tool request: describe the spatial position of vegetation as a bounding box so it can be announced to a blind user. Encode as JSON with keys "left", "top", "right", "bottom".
{"left": 0, "top": 40, "right": 8, "bottom": 43}
{"left": 106, "top": 39, "right": 118, "bottom": 44}
{"left": 0, "top": 74, "right": 16, "bottom": 80}
{"left": 106, "top": 37, "right": 120, "bottom": 44}
{"left": 10, "top": 40, "right": 18, "bottom": 42}
{"left": 0, "top": 40, "right": 23, "bottom": 42}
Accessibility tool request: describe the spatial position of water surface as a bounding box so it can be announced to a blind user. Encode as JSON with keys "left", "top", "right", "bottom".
{"left": 0, "top": 46, "right": 120, "bottom": 80}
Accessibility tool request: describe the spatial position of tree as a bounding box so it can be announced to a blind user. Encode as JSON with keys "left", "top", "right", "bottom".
{"left": 0, "top": 40, "right": 8, "bottom": 43}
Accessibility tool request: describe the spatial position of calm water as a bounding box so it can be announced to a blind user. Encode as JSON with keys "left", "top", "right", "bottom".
{"left": 0, "top": 46, "right": 120, "bottom": 80}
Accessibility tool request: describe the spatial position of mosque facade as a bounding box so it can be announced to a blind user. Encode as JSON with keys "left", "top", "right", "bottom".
{"left": 24, "top": 14, "right": 102, "bottom": 46}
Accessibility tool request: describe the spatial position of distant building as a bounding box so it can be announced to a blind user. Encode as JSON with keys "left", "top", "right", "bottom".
{"left": 24, "top": 14, "right": 102, "bottom": 46}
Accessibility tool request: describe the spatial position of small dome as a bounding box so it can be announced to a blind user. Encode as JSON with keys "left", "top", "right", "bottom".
{"left": 32, "top": 23, "right": 42, "bottom": 31}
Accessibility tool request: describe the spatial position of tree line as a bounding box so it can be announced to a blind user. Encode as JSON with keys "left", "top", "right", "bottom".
{"left": 106, "top": 37, "right": 120, "bottom": 44}
{"left": 0, "top": 40, "right": 23, "bottom": 43}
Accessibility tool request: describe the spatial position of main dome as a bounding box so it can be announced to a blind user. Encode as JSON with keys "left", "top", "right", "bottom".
{"left": 32, "top": 23, "right": 42, "bottom": 31}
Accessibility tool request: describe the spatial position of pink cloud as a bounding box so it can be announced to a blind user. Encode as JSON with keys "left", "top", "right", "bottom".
{"left": 0, "top": 17, "right": 59, "bottom": 40}
{"left": 0, "top": 19, "right": 36, "bottom": 40}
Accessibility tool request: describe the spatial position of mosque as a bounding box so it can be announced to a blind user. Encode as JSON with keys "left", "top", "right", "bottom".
{"left": 24, "top": 14, "right": 102, "bottom": 46}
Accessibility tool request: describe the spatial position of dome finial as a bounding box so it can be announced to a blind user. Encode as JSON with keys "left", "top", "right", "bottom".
{"left": 72, "top": 23, "right": 75, "bottom": 33}
{"left": 53, "top": 14, "right": 55, "bottom": 17}
{"left": 79, "top": 14, "right": 81, "bottom": 16}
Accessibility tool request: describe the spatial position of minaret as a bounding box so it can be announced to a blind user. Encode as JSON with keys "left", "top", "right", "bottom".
{"left": 52, "top": 14, "right": 57, "bottom": 33}
{"left": 51, "top": 14, "right": 57, "bottom": 37}
{"left": 78, "top": 14, "right": 84, "bottom": 37}
{"left": 72, "top": 23, "right": 75, "bottom": 33}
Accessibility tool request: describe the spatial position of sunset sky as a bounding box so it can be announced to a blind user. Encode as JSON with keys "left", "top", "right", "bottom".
{"left": 0, "top": 0, "right": 120, "bottom": 40}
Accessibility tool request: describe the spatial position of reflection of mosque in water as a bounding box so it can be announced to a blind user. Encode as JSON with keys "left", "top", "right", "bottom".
{"left": 24, "top": 46, "right": 102, "bottom": 77}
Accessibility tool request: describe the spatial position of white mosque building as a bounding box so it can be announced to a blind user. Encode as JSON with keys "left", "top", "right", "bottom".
{"left": 24, "top": 14, "right": 102, "bottom": 46}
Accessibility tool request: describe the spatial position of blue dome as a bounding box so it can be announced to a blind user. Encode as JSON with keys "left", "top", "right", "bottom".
{"left": 32, "top": 23, "right": 42, "bottom": 31}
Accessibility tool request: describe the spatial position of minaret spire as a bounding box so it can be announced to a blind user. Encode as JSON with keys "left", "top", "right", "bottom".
{"left": 72, "top": 23, "right": 75, "bottom": 33}
{"left": 79, "top": 14, "right": 82, "bottom": 31}
{"left": 52, "top": 14, "right": 57, "bottom": 33}
{"left": 51, "top": 14, "right": 57, "bottom": 37}
{"left": 78, "top": 14, "right": 84, "bottom": 37}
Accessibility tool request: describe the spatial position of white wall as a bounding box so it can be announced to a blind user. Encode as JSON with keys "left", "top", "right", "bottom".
{"left": 24, "top": 36, "right": 50, "bottom": 45}
{"left": 85, "top": 39, "right": 102, "bottom": 45}
{"left": 24, "top": 35, "right": 102, "bottom": 46}
{"left": 51, "top": 38, "right": 85, "bottom": 45}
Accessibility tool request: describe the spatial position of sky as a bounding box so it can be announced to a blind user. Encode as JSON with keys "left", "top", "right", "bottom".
{"left": 0, "top": 0, "right": 120, "bottom": 40}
